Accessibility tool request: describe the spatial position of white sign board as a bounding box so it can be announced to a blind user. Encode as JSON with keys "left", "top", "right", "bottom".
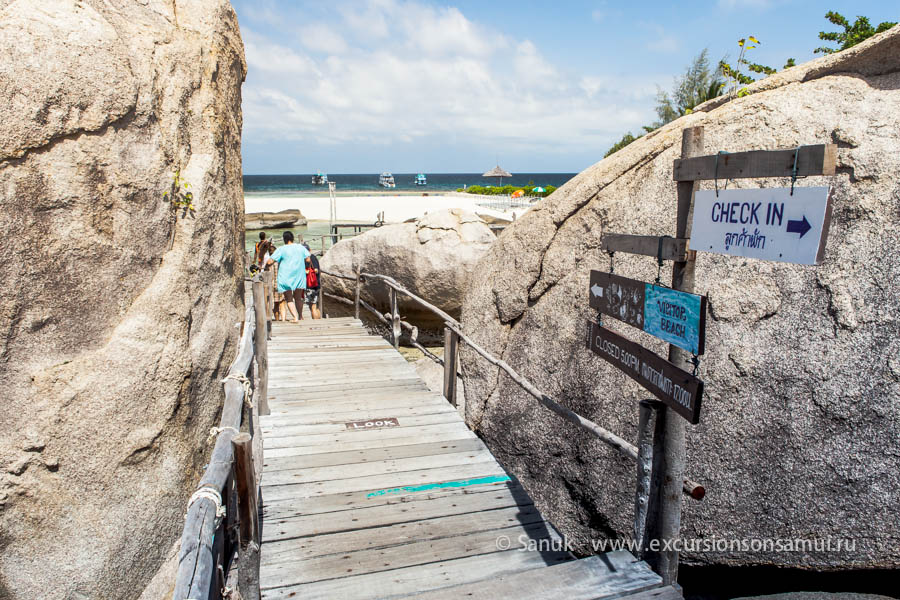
{"left": 690, "top": 186, "right": 832, "bottom": 265}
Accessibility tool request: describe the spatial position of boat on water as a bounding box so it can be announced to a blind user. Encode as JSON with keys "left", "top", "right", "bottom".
{"left": 414, "top": 173, "right": 427, "bottom": 186}
{"left": 379, "top": 172, "right": 396, "bottom": 188}
{"left": 311, "top": 171, "right": 328, "bottom": 185}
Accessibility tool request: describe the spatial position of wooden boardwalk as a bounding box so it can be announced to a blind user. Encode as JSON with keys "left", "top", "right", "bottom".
{"left": 258, "top": 316, "right": 675, "bottom": 599}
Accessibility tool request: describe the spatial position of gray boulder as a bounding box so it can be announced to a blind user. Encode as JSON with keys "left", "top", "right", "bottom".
{"left": 461, "top": 27, "right": 900, "bottom": 569}
{"left": 245, "top": 208, "right": 308, "bottom": 230}
{"left": 0, "top": 1, "right": 246, "bottom": 598}
{"left": 321, "top": 209, "right": 495, "bottom": 330}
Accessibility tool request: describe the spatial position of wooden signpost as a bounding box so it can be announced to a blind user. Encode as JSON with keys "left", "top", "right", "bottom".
{"left": 589, "top": 271, "right": 707, "bottom": 355}
{"left": 587, "top": 321, "right": 703, "bottom": 424}
{"left": 690, "top": 186, "right": 833, "bottom": 265}
{"left": 587, "top": 136, "right": 837, "bottom": 585}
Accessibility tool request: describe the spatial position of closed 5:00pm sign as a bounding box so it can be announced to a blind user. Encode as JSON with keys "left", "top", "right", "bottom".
{"left": 690, "top": 186, "right": 833, "bottom": 265}
{"left": 586, "top": 321, "right": 703, "bottom": 423}
{"left": 589, "top": 271, "right": 707, "bottom": 355}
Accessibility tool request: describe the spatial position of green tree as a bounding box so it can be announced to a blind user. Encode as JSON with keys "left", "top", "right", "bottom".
{"left": 815, "top": 11, "right": 897, "bottom": 53}
{"left": 654, "top": 49, "right": 725, "bottom": 126}
{"left": 604, "top": 132, "right": 639, "bottom": 158}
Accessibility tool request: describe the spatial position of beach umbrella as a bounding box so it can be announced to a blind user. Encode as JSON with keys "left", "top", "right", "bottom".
{"left": 483, "top": 165, "right": 512, "bottom": 187}
{"left": 511, "top": 189, "right": 524, "bottom": 198}
{"left": 532, "top": 186, "right": 546, "bottom": 193}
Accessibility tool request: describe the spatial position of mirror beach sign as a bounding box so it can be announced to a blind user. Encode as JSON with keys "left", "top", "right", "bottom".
{"left": 589, "top": 271, "right": 707, "bottom": 355}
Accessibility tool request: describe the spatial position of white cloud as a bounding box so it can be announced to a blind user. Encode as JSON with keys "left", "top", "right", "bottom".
{"left": 240, "top": 1, "right": 659, "bottom": 152}
{"left": 299, "top": 24, "right": 349, "bottom": 55}
{"left": 642, "top": 23, "right": 680, "bottom": 53}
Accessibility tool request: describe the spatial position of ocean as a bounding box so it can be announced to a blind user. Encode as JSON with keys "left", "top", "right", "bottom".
{"left": 243, "top": 172, "right": 577, "bottom": 196}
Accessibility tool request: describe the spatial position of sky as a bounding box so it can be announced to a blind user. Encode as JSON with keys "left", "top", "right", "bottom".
{"left": 231, "top": 0, "right": 897, "bottom": 174}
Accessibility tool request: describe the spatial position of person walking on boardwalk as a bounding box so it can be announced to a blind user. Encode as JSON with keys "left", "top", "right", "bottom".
{"left": 267, "top": 231, "right": 310, "bottom": 322}
{"left": 303, "top": 242, "right": 322, "bottom": 320}
{"left": 254, "top": 231, "right": 268, "bottom": 267}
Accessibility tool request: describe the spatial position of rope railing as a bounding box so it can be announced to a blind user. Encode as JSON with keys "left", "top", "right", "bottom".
{"left": 318, "top": 268, "right": 704, "bottom": 500}
{"left": 173, "top": 273, "right": 270, "bottom": 600}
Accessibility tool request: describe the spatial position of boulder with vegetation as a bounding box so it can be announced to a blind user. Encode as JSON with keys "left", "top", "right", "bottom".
{"left": 0, "top": 1, "right": 246, "bottom": 598}
{"left": 321, "top": 209, "right": 495, "bottom": 331}
{"left": 460, "top": 27, "right": 900, "bottom": 569}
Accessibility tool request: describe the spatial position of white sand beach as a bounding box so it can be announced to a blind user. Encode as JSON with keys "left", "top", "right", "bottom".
{"left": 244, "top": 193, "right": 533, "bottom": 223}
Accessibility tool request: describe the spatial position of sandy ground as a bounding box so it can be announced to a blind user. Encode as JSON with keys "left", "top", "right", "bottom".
{"left": 244, "top": 193, "right": 531, "bottom": 223}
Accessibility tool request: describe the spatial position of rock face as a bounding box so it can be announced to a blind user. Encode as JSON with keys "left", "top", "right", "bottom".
{"left": 245, "top": 208, "right": 308, "bottom": 230}
{"left": 0, "top": 1, "right": 246, "bottom": 598}
{"left": 461, "top": 27, "right": 900, "bottom": 569}
{"left": 321, "top": 209, "right": 495, "bottom": 329}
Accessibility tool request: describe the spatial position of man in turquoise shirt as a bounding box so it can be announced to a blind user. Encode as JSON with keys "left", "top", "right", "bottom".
{"left": 267, "top": 231, "right": 311, "bottom": 321}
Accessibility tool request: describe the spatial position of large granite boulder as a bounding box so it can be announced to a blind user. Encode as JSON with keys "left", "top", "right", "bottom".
{"left": 321, "top": 209, "right": 495, "bottom": 330}
{"left": 0, "top": 1, "right": 246, "bottom": 598}
{"left": 461, "top": 27, "right": 900, "bottom": 570}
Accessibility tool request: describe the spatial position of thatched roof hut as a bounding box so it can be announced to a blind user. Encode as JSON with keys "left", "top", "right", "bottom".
{"left": 482, "top": 165, "right": 512, "bottom": 186}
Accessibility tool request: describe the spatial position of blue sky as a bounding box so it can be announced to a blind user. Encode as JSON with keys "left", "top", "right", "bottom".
{"left": 231, "top": 0, "right": 896, "bottom": 174}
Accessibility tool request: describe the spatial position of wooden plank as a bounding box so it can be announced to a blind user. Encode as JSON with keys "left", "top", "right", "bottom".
{"left": 263, "top": 481, "right": 531, "bottom": 542}
{"left": 268, "top": 387, "right": 435, "bottom": 404}
{"left": 262, "top": 477, "right": 519, "bottom": 521}
{"left": 261, "top": 462, "right": 508, "bottom": 503}
{"left": 673, "top": 143, "right": 836, "bottom": 181}
{"left": 268, "top": 377, "right": 424, "bottom": 392}
{"left": 263, "top": 425, "right": 477, "bottom": 458}
{"left": 403, "top": 553, "right": 663, "bottom": 600}
{"left": 601, "top": 234, "right": 690, "bottom": 262}
{"left": 261, "top": 450, "right": 496, "bottom": 487}
{"left": 261, "top": 412, "right": 461, "bottom": 439}
{"left": 263, "top": 504, "right": 547, "bottom": 566}
{"left": 263, "top": 438, "right": 488, "bottom": 473}
{"left": 261, "top": 547, "right": 570, "bottom": 600}
{"left": 259, "top": 521, "right": 567, "bottom": 589}
{"left": 261, "top": 402, "right": 455, "bottom": 427}
{"left": 263, "top": 393, "right": 448, "bottom": 415}
{"left": 618, "top": 586, "right": 683, "bottom": 600}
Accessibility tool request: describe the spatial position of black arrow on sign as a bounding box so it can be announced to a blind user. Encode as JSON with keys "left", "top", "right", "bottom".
{"left": 786, "top": 215, "right": 811, "bottom": 238}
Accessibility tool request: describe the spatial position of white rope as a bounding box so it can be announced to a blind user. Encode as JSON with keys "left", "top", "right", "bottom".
{"left": 186, "top": 486, "right": 225, "bottom": 520}
{"left": 222, "top": 372, "right": 254, "bottom": 408}
{"left": 206, "top": 426, "right": 239, "bottom": 445}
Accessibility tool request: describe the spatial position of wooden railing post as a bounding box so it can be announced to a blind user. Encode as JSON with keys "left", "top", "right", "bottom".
{"left": 232, "top": 432, "right": 261, "bottom": 600}
{"left": 644, "top": 125, "right": 704, "bottom": 584}
{"left": 389, "top": 287, "right": 400, "bottom": 350}
{"left": 442, "top": 327, "right": 459, "bottom": 407}
{"left": 318, "top": 275, "right": 325, "bottom": 318}
{"left": 262, "top": 270, "right": 274, "bottom": 339}
{"left": 251, "top": 278, "right": 270, "bottom": 416}
{"left": 353, "top": 268, "right": 362, "bottom": 320}
{"left": 634, "top": 400, "right": 663, "bottom": 558}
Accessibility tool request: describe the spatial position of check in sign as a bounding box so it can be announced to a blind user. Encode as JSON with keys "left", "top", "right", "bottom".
{"left": 690, "top": 186, "right": 832, "bottom": 265}
{"left": 590, "top": 271, "right": 707, "bottom": 355}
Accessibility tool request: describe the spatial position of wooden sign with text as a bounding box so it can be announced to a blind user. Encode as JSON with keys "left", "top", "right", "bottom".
{"left": 586, "top": 321, "right": 703, "bottom": 423}
{"left": 589, "top": 271, "right": 707, "bottom": 355}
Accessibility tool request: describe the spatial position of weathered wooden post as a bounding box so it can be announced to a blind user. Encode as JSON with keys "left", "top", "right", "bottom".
{"left": 317, "top": 273, "right": 325, "bottom": 317}
{"left": 389, "top": 287, "right": 400, "bottom": 350}
{"left": 232, "top": 432, "right": 261, "bottom": 600}
{"left": 251, "top": 278, "right": 270, "bottom": 416}
{"left": 644, "top": 125, "right": 704, "bottom": 583}
{"left": 442, "top": 327, "right": 459, "bottom": 407}
{"left": 634, "top": 399, "right": 663, "bottom": 557}
{"left": 354, "top": 268, "right": 362, "bottom": 320}
{"left": 263, "top": 269, "right": 274, "bottom": 339}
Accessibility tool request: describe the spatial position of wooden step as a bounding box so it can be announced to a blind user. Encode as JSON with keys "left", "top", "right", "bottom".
{"left": 399, "top": 552, "right": 666, "bottom": 600}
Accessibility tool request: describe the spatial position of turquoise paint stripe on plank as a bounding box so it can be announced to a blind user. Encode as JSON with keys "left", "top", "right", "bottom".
{"left": 366, "top": 474, "right": 511, "bottom": 498}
